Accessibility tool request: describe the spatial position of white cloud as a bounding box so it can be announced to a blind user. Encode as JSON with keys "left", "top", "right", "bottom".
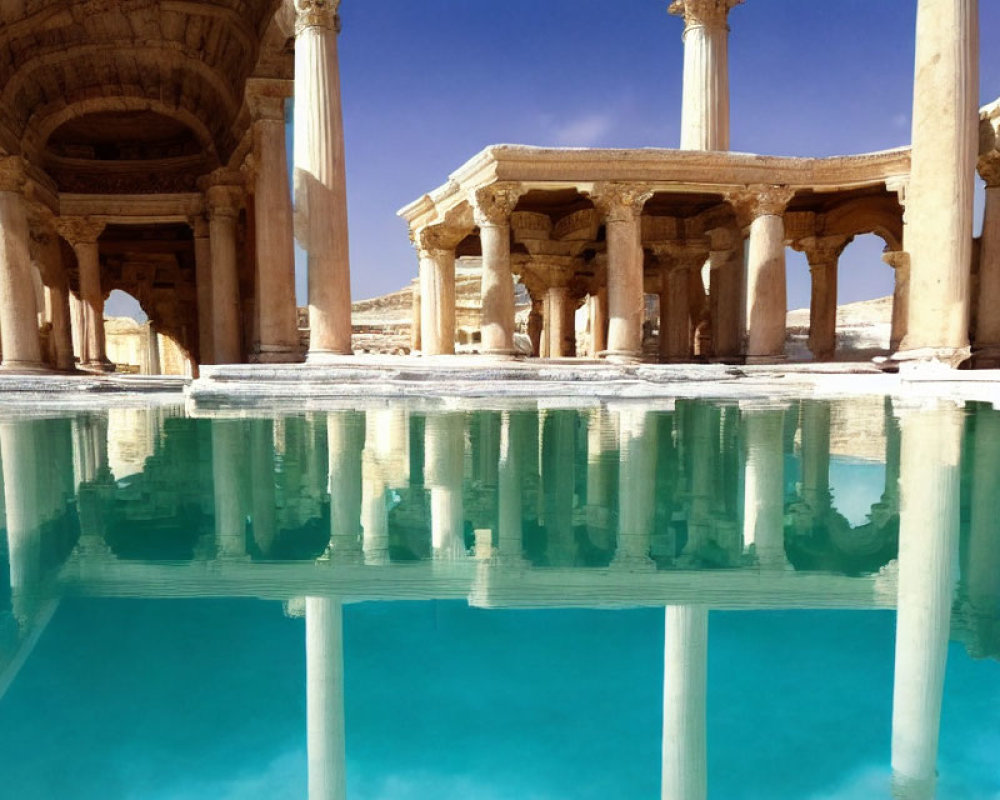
{"left": 550, "top": 113, "right": 615, "bottom": 147}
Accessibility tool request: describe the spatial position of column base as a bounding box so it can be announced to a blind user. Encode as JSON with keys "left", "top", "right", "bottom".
{"left": 744, "top": 354, "right": 788, "bottom": 365}
{"left": 971, "top": 344, "right": 1000, "bottom": 369}
{"left": 251, "top": 346, "right": 306, "bottom": 364}
{"left": 80, "top": 358, "right": 115, "bottom": 373}
{"left": 0, "top": 360, "right": 50, "bottom": 373}
{"left": 598, "top": 349, "right": 641, "bottom": 364}
{"left": 306, "top": 348, "right": 355, "bottom": 364}
{"left": 892, "top": 345, "right": 971, "bottom": 369}
{"left": 480, "top": 348, "right": 521, "bottom": 359}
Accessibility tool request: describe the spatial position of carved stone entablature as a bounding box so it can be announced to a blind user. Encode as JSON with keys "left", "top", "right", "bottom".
{"left": 56, "top": 217, "right": 106, "bottom": 247}
{"left": 0, "top": 156, "right": 27, "bottom": 194}
{"left": 49, "top": 168, "right": 200, "bottom": 195}
{"left": 510, "top": 212, "right": 553, "bottom": 241}
{"left": 587, "top": 182, "right": 653, "bottom": 223}
{"left": 668, "top": 0, "right": 744, "bottom": 30}
{"left": 978, "top": 152, "right": 1000, "bottom": 188}
{"left": 472, "top": 183, "right": 524, "bottom": 227}
{"left": 553, "top": 208, "right": 599, "bottom": 241}
{"left": 792, "top": 235, "right": 853, "bottom": 268}
{"left": 295, "top": 0, "right": 341, "bottom": 34}
{"left": 642, "top": 215, "right": 683, "bottom": 243}
{"left": 726, "top": 185, "right": 795, "bottom": 226}
{"left": 784, "top": 211, "right": 817, "bottom": 243}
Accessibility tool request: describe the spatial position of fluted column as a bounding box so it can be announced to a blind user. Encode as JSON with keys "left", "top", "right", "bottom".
{"left": 590, "top": 183, "right": 653, "bottom": 361}
{"left": 473, "top": 183, "right": 523, "bottom": 355}
{"left": 741, "top": 403, "right": 787, "bottom": 569}
{"left": 897, "top": 0, "right": 978, "bottom": 365}
{"left": 730, "top": 186, "right": 794, "bottom": 362}
{"left": 190, "top": 213, "right": 214, "bottom": 366}
{"left": 891, "top": 402, "right": 963, "bottom": 798}
{"left": 248, "top": 83, "right": 300, "bottom": 362}
{"left": 973, "top": 150, "right": 1000, "bottom": 365}
{"left": 57, "top": 216, "right": 111, "bottom": 370}
{"left": 294, "top": 0, "right": 353, "bottom": 359}
{"left": 0, "top": 159, "right": 42, "bottom": 370}
{"left": 796, "top": 235, "right": 850, "bottom": 362}
{"left": 669, "top": 0, "right": 743, "bottom": 151}
{"left": 306, "top": 596, "right": 347, "bottom": 800}
{"left": 661, "top": 606, "right": 708, "bottom": 800}
{"left": 425, "top": 413, "right": 466, "bottom": 559}
{"left": 324, "top": 411, "right": 364, "bottom": 563}
{"left": 206, "top": 184, "right": 242, "bottom": 364}
{"left": 416, "top": 227, "right": 457, "bottom": 356}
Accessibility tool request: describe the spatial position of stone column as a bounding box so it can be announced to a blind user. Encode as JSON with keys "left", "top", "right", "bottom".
{"left": 294, "top": 0, "right": 353, "bottom": 359}
{"left": 973, "top": 152, "right": 1000, "bottom": 364}
{"left": 796, "top": 235, "right": 849, "bottom": 362}
{"left": 416, "top": 228, "right": 457, "bottom": 356}
{"left": 884, "top": 251, "right": 911, "bottom": 354}
{"left": 30, "top": 221, "right": 74, "bottom": 371}
{"left": 212, "top": 420, "right": 248, "bottom": 560}
{"left": 547, "top": 284, "right": 569, "bottom": 358}
{"left": 741, "top": 403, "right": 787, "bottom": 569}
{"left": 614, "top": 407, "right": 657, "bottom": 567}
{"left": 69, "top": 292, "right": 83, "bottom": 364}
{"left": 669, "top": 0, "right": 743, "bottom": 151}
{"left": 707, "top": 227, "right": 743, "bottom": 360}
{"left": 661, "top": 606, "right": 708, "bottom": 800}
{"left": 731, "top": 186, "right": 794, "bottom": 363}
{"left": 589, "top": 289, "right": 608, "bottom": 355}
{"left": 410, "top": 277, "right": 422, "bottom": 352}
{"left": 659, "top": 243, "right": 708, "bottom": 363}
{"left": 144, "top": 322, "right": 161, "bottom": 376}
{"left": 305, "top": 596, "right": 347, "bottom": 800}
{"left": 425, "top": 413, "right": 466, "bottom": 559}
{"left": 896, "top": 0, "right": 978, "bottom": 365}
{"left": 248, "top": 83, "right": 300, "bottom": 362}
{"left": 191, "top": 213, "right": 214, "bottom": 366}
{"left": 527, "top": 299, "right": 543, "bottom": 357}
{"left": 0, "top": 159, "right": 43, "bottom": 370}
{"left": 590, "top": 183, "right": 653, "bottom": 361}
{"left": 206, "top": 185, "right": 242, "bottom": 364}
{"left": 324, "top": 411, "right": 364, "bottom": 563}
{"left": 473, "top": 183, "right": 523, "bottom": 356}
{"left": 891, "top": 402, "right": 963, "bottom": 797}
{"left": 57, "top": 216, "right": 110, "bottom": 371}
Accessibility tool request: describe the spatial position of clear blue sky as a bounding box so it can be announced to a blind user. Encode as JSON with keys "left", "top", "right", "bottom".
{"left": 299, "top": 0, "right": 1000, "bottom": 311}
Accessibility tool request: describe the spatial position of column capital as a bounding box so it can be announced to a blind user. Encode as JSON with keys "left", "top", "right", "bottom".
{"left": 587, "top": 182, "right": 654, "bottom": 223}
{"left": 882, "top": 250, "right": 911, "bottom": 271}
{"left": 668, "top": 0, "right": 743, "bottom": 30}
{"left": 978, "top": 151, "right": 1000, "bottom": 187}
{"left": 205, "top": 185, "right": 241, "bottom": 220}
{"left": 0, "top": 155, "right": 27, "bottom": 193}
{"left": 294, "top": 0, "right": 341, "bottom": 34}
{"left": 472, "top": 182, "right": 524, "bottom": 227}
{"left": 726, "top": 184, "right": 795, "bottom": 226}
{"left": 55, "top": 217, "right": 105, "bottom": 246}
{"left": 188, "top": 212, "right": 210, "bottom": 238}
{"left": 792, "top": 234, "right": 852, "bottom": 268}
{"left": 414, "top": 224, "right": 464, "bottom": 254}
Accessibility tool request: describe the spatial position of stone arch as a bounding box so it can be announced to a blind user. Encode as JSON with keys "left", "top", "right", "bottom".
{"left": 822, "top": 196, "right": 904, "bottom": 253}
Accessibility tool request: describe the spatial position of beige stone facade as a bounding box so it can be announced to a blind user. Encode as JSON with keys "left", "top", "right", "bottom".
{"left": 0, "top": 0, "right": 352, "bottom": 373}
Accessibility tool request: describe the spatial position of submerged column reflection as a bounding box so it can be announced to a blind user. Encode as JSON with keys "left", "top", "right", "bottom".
{"left": 425, "top": 413, "right": 466, "bottom": 559}
{"left": 614, "top": 406, "right": 656, "bottom": 568}
{"left": 212, "top": 420, "right": 249, "bottom": 560}
{"left": 741, "top": 403, "right": 787, "bottom": 569}
{"left": 324, "top": 412, "right": 364, "bottom": 563}
{"left": 497, "top": 410, "right": 529, "bottom": 565}
{"left": 661, "top": 606, "right": 708, "bottom": 800}
{"left": 306, "top": 596, "right": 347, "bottom": 800}
{"left": 890, "top": 401, "right": 963, "bottom": 798}
{"left": 1, "top": 419, "right": 43, "bottom": 625}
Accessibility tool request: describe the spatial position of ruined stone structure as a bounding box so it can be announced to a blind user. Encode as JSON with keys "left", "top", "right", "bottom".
{"left": 0, "top": 0, "right": 351, "bottom": 373}
{"left": 402, "top": 0, "right": 985, "bottom": 367}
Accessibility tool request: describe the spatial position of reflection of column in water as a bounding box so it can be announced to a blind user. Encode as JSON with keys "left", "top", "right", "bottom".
{"left": 325, "top": 412, "right": 364, "bottom": 563}
{"left": 424, "top": 413, "right": 466, "bottom": 559}
{"left": 249, "top": 419, "right": 277, "bottom": 557}
{"left": 71, "top": 413, "right": 109, "bottom": 489}
{"left": 799, "top": 400, "right": 831, "bottom": 516}
{"left": 682, "top": 404, "right": 713, "bottom": 558}
{"left": 542, "top": 409, "right": 577, "bottom": 565}
{"left": 497, "top": 411, "right": 529, "bottom": 565}
{"left": 891, "top": 402, "right": 962, "bottom": 798}
{"left": 586, "top": 406, "right": 617, "bottom": 550}
{"left": 662, "top": 606, "right": 708, "bottom": 800}
{"left": 306, "top": 597, "right": 347, "bottom": 800}
{"left": 361, "top": 413, "right": 389, "bottom": 565}
{"left": 882, "top": 397, "right": 902, "bottom": 514}
{"left": 741, "top": 404, "right": 787, "bottom": 569}
{"left": 963, "top": 406, "right": 1000, "bottom": 650}
{"left": 1, "top": 420, "right": 42, "bottom": 624}
{"left": 614, "top": 407, "right": 656, "bottom": 568}
{"left": 212, "top": 420, "right": 249, "bottom": 560}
